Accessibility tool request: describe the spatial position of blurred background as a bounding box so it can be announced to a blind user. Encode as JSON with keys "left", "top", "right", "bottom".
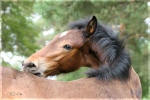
{"left": 1, "top": 0, "right": 149, "bottom": 99}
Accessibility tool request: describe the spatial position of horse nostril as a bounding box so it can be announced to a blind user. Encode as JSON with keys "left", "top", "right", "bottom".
{"left": 27, "top": 62, "right": 36, "bottom": 67}
{"left": 22, "top": 61, "right": 38, "bottom": 73}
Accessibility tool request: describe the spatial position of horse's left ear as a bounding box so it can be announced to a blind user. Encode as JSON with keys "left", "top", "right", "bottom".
{"left": 85, "top": 16, "right": 97, "bottom": 37}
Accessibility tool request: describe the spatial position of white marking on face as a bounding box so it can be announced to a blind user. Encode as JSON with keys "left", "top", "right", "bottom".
{"left": 59, "top": 31, "right": 68, "bottom": 38}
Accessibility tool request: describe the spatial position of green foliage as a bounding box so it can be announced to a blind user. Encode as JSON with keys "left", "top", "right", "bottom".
{"left": 2, "top": 60, "right": 21, "bottom": 70}
{"left": 58, "top": 67, "right": 90, "bottom": 81}
{"left": 2, "top": 1, "right": 40, "bottom": 57}
{"left": 34, "top": 1, "right": 149, "bottom": 98}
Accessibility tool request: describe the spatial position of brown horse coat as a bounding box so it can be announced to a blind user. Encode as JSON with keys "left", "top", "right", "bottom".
{"left": 1, "top": 66, "right": 141, "bottom": 99}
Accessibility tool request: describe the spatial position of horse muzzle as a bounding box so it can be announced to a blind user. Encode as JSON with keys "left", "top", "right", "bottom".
{"left": 22, "top": 60, "right": 43, "bottom": 77}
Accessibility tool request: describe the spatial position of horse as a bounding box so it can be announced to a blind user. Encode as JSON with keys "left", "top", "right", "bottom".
{"left": 1, "top": 66, "right": 141, "bottom": 99}
{"left": 2, "top": 16, "right": 142, "bottom": 99}
{"left": 23, "top": 16, "right": 131, "bottom": 81}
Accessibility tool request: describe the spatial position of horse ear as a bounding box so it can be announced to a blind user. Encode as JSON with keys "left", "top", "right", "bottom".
{"left": 86, "top": 16, "right": 97, "bottom": 37}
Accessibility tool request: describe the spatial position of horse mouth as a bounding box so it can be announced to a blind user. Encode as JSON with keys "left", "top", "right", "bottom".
{"left": 33, "top": 72, "right": 43, "bottom": 77}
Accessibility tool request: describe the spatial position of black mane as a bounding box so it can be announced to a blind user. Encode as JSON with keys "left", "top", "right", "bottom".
{"left": 68, "top": 17, "right": 131, "bottom": 81}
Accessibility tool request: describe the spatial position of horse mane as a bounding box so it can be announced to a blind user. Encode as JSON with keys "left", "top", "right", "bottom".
{"left": 68, "top": 17, "right": 131, "bottom": 81}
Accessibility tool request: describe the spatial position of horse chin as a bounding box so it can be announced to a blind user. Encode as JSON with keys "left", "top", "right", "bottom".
{"left": 43, "top": 69, "right": 61, "bottom": 78}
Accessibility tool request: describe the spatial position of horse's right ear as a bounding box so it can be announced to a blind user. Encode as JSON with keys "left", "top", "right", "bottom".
{"left": 85, "top": 16, "right": 97, "bottom": 37}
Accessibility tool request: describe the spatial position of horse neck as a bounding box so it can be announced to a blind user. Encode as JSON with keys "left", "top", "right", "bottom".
{"left": 83, "top": 53, "right": 99, "bottom": 68}
{"left": 81, "top": 41, "right": 100, "bottom": 68}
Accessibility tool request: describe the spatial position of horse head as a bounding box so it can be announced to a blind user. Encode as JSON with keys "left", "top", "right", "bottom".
{"left": 22, "top": 16, "right": 99, "bottom": 77}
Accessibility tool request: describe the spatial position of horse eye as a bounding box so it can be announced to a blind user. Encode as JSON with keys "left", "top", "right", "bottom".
{"left": 63, "top": 44, "right": 73, "bottom": 50}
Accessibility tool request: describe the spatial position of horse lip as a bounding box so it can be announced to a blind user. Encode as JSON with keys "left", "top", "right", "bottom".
{"left": 33, "top": 72, "right": 43, "bottom": 77}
